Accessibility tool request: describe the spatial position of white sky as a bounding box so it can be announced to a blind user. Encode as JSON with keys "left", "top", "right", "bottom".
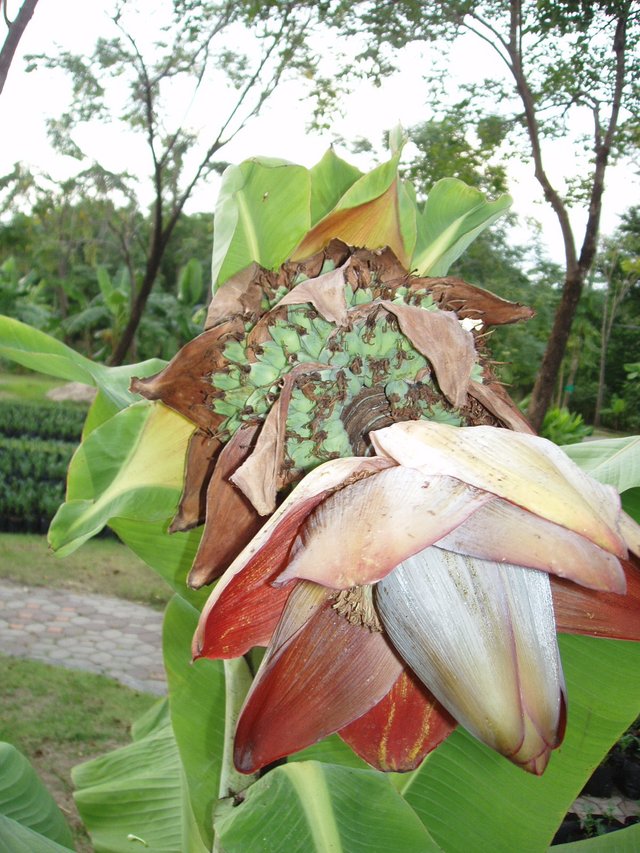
{"left": 1, "top": 0, "right": 638, "bottom": 266}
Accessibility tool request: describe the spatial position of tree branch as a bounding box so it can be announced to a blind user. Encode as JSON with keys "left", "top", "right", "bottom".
{"left": 505, "top": 0, "right": 577, "bottom": 272}
{"left": 577, "top": 7, "right": 628, "bottom": 274}
{"left": 0, "top": 0, "right": 39, "bottom": 95}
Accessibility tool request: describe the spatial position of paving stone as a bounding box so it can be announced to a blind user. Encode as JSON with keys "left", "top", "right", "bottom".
{"left": 70, "top": 615, "right": 93, "bottom": 625}
{"left": 0, "top": 580, "right": 166, "bottom": 696}
{"left": 23, "top": 623, "right": 47, "bottom": 634}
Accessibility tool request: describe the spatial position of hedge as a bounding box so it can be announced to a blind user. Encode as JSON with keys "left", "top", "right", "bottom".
{"left": 0, "top": 401, "right": 84, "bottom": 533}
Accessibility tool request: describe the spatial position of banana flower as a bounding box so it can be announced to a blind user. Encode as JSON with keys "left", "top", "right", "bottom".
{"left": 131, "top": 242, "right": 640, "bottom": 777}
{"left": 193, "top": 419, "right": 640, "bottom": 776}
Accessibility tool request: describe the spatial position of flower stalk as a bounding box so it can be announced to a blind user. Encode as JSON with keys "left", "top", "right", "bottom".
{"left": 212, "top": 657, "right": 257, "bottom": 853}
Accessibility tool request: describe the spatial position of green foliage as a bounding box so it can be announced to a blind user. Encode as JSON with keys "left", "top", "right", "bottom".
{"left": 406, "top": 110, "right": 510, "bottom": 198}
{"left": 561, "top": 209, "right": 640, "bottom": 429}
{"left": 562, "top": 436, "right": 640, "bottom": 494}
{"left": 0, "top": 257, "right": 53, "bottom": 331}
{"left": 215, "top": 762, "right": 440, "bottom": 852}
{"left": 0, "top": 742, "right": 74, "bottom": 851}
{"left": 450, "top": 234, "right": 562, "bottom": 398}
{"left": 540, "top": 407, "right": 592, "bottom": 445}
{"left": 0, "top": 437, "right": 74, "bottom": 533}
{"left": 0, "top": 399, "right": 85, "bottom": 441}
{"left": 72, "top": 701, "right": 188, "bottom": 853}
{"left": 0, "top": 193, "right": 213, "bottom": 362}
{"left": 0, "top": 401, "right": 83, "bottom": 533}
{"left": 0, "top": 652, "right": 158, "bottom": 851}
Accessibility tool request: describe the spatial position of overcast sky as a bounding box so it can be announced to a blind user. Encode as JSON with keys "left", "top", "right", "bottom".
{"left": 1, "top": 0, "right": 637, "bottom": 265}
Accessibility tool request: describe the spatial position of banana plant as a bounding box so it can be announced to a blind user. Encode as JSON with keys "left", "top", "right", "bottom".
{"left": 1, "top": 145, "right": 640, "bottom": 853}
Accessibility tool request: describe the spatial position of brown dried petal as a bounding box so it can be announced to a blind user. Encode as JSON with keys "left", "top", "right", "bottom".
{"left": 468, "top": 379, "right": 535, "bottom": 434}
{"left": 130, "top": 319, "right": 243, "bottom": 432}
{"left": 231, "top": 363, "right": 325, "bottom": 515}
{"left": 169, "top": 430, "right": 221, "bottom": 533}
{"left": 275, "top": 262, "right": 350, "bottom": 326}
{"left": 379, "top": 301, "right": 476, "bottom": 408}
{"left": 350, "top": 245, "right": 409, "bottom": 286}
{"left": 188, "top": 423, "right": 264, "bottom": 588}
{"left": 424, "top": 277, "right": 535, "bottom": 327}
{"left": 205, "top": 263, "right": 265, "bottom": 329}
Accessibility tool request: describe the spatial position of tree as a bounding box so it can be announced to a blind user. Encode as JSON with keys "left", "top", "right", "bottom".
{"left": 0, "top": 0, "right": 39, "bottom": 95}
{"left": 326, "top": 0, "right": 639, "bottom": 429}
{"left": 593, "top": 238, "right": 639, "bottom": 426}
{"left": 23, "top": 0, "right": 320, "bottom": 364}
{"left": 565, "top": 207, "right": 640, "bottom": 428}
{"left": 0, "top": 180, "right": 214, "bottom": 359}
{"left": 406, "top": 109, "right": 510, "bottom": 199}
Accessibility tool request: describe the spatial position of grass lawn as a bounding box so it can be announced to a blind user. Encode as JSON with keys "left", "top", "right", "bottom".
{"left": 0, "top": 369, "right": 67, "bottom": 402}
{"left": 0, "top": 532, "right": 173, "bottom": 609}
{"left": 0, "top": 653, "right": 157, "bottom": 852}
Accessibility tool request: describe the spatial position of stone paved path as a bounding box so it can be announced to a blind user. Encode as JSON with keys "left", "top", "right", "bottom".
{"left": 0, "top": 580, "right": 166, "bottom": 695}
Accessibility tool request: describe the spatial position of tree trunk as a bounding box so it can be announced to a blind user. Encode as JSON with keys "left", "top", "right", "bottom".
{"left": 594, "top": 295, "right": 609, "bottom": 428}
{"left": 507, "top": 1, "right": 628, "bottom": 431}
{"left": 0, "top": 0, "right": 39, "bottom": 95}
{"left": 528, "top": 269, "right": 584, "bottom": 431}
{"left": 109, "top": 250, "right": 164, "bottom": 365}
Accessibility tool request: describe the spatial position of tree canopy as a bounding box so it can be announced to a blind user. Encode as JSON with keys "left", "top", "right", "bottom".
{"left": 318, "top": 0, "right": 639, "bottom": 427}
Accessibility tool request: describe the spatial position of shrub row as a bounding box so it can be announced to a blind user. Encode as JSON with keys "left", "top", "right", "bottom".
{"left": 0, "top": 436, "right": 75, "bottom": 483}
{"left": 0, "top": 476, "right": 67, "bottom": 533}
{"left": 0, "top": 399, "right": 86, "bottom": 441}
{"left": 1, "top": 403, "right": 83, "bottom": 533}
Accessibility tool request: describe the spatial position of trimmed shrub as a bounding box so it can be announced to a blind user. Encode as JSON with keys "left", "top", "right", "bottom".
{"left": 0, "top": 400, "right": 85, "bottom": 441}
{"left": 0, "top": 402, "right": 83, "bottom": 532}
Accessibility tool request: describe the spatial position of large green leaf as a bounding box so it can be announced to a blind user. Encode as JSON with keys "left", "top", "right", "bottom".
{"left": 211, "top": 158, "right": 311, "bottom": 288}
{"left": 49, "top": 401, "right": 193, "bottom": 556}
{"left": 293, "top": 151, "right": 417, "bottom": 266}
{"left": 413, "top": 178, "right": 512, "bottom": 276}
{"left": 73, "top": 714, "right": 185, "bottom": 853}
{"left": 163, "top": 596, "right": 226, "bottom": 850}
{"left": 0, "top": 816, "right": 73, "bottom": 853}
{"left": 291, "top": 734, "right": 370, "bottom": 770}
{"left": 562, "top": 436, "right": 640, "bottom": 494}
{"left": 0, "top": 315, "right": 166, "bottom": 411}
{"left": 214, "top": 761, "right": 441, "bottom": 853}
{"left": 397, "top": 636, "right": 640, "bottom": 852}
{"left": 309, "top": 148, "right": 363, "bottom": 224}
{"left": 622, "top": 487, "right": 640, "bottom": 523}
{"left": 73, "top": 637, "right": 219, "bottom": 853}
{"left": 110, "top": 517, "right": 207, "bottom": 610}
{"left": 0, "top": 743, "right": 74, "bottom": 850}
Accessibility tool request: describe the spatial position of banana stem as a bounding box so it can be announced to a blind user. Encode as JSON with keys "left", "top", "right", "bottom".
{"left": 212, "top": 656, "right": 256, "bottom": 853}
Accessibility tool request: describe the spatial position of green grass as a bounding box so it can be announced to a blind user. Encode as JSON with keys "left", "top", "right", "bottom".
{"left": 0, "top": 369, "right": 66, "bottom": 402}
{"left": 0, "top": 653, "right": 157, "bottom": 852}
{"left": 0, "top": 532, "right": 173, "bottom": 609}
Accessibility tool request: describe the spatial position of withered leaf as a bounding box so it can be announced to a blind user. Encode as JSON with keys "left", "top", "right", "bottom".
{"left": 170, "top": 430, "right": 221, "bottom": 533}
{"left": 188, "top": 423, "right": 264, "bottom": 588}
